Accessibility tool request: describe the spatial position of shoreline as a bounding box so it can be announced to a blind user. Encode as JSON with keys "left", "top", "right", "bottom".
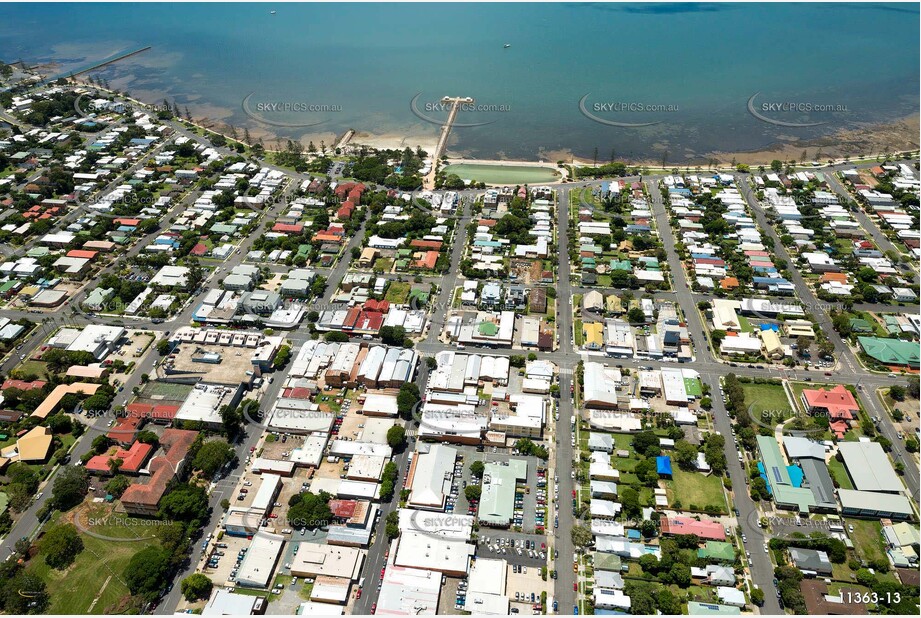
{"left": 74, "top": 81, "right": 919, "bottom": 176}
{"left": 348, "top": 113, "right": 921, "bottom": 172}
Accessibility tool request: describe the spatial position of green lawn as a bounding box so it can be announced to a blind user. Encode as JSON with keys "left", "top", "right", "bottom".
{"left": 846, "top": 518, "right": 887, "bottom": 564}
{"left": 384, "top": 281, "right": 410, "bottom": 303}
{"left": 826, "top": 456, "right": 854, "bottom": 490}
{"left": 574, "top": 319, "right": 584, "bottom": 346}
{"left": 13, "top": 359, "right": 50, "bottom": 379}
{"left": 316, "top": 392, "right": 342, "bottom": 413}
{"left": 665, "top": 468, "right": 727, "bottom": 513}
{"left": 738, "top": 315, "right": 754, "bottom": 333}
{"left": 610, "top": 434, "right": 635, "bottom": 451}
{"left": 29, "top": 506, "right": 164, "bottom": 614}
{"left": 373, "top": 257, "right": 393, "bottom": 273}
{"left": 742, "top": 382, "right": 794, "bottom": 426}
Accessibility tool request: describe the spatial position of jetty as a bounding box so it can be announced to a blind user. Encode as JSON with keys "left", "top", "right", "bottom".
{"left": 424, "top": 96, "right": 473, "bottom": 189}
{"left": 47, "top": 46, "right": 152, "bottom": 82}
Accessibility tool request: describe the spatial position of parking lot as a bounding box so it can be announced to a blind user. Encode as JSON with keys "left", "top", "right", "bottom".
{"left": 199, "top": 533, "right": 251, "bottom": 586}
{"left": 448, "top": 445, "right": 551, "bottom": 532}
{"left": 475, "top": 531, "right": 550, "bottom": 568}
{"left": 507, "top": 566, "right": 548, "bottom": 613}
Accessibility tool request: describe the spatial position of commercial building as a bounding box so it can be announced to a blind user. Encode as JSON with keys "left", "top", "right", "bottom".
{"left": 393, "top": 525, "right": 475, "bottom": 576}
{"left": 583, "top": 362, "right": 620, "bottom": 409}
{"left": 174, "top": 383, "right": 240, "bottom": 427}
{"left": 488, "top": 394, "right": 546, "bottom": 438}
{"left": 755, "top": 435, "right": 817, "bottom": 514}
{"left": 478, "top": 459, "right": 528, "bottom": 527}
{"left": 465, "top": 558, "right": 510, "bottom": 615}
{"left": 406, "top": 444, "right": 457, "bottom": 511}
{"left": 801, "top": 385, "right": 859, "bottom": 421}
{"left": 235, "top": 531, "right": 286, "bottom": 588}
{"left": 47, "top": 324, "right": 125, "bottom": 359}
{"left": 781, "top": 437, "right": 837, "bottom": 512}
{"left": 202, "top": 588, "right": 266, "bottom": 615}
{"left": 838, "top": 489, "right": 914, "bottom": 520}
{"left": 837, "top": 441, "right": 904, "bottom": 493}
{"left": 857, "top": 336, "right": 920, "bottom": 368}
{"left": 376, "top": 565, "right": 443, "bottom": 616}
{"left": 290, "top": 544, "right": 364, "bottom": 581}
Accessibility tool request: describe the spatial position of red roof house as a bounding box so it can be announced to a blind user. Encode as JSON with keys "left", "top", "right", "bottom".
{"left": 86, "top": 441, "right": 154, "bottom": 475}
{"left": 329, "top": 499, "right": 359, "bottom": 519}
{"left": 660, "top": 516, "right": 726, "bottom": 541}
{"left": 364, "top": 299, "right": 390, "bottom": 314}
{"left": 273, "top": 222, "right": 304, "bottom": 234}
{"left": 801, "top": 385, "right": 859, "bottom": 420}
{"left": 66, "top": 249, "right": 98, "bottom": 260}
{"left": 120, "top": 429, "right": 198, "bottom": 516}
{"left": 2, "top": 379, "right": 47, "bottom": 392}
{"left": 410, "top": 239, "right": 443, "bottom": 251}
{"left": 412, "top": 251, "right": 439, "bottom": 270}
{"left": 336, "top": 202, "right": 355, "bottom": 219}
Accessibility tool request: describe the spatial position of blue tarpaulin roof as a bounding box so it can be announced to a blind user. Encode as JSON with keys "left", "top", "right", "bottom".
{"left": 656, "top": 455, "right": 673, "bottom": 476}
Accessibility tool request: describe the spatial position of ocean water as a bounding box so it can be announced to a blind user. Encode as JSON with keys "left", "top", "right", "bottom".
{"left": 1, "top": 2, "right": 918, "bottom": 161}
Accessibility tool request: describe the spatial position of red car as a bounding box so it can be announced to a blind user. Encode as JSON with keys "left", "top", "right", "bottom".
{"left": 269, "top": 514, "right": 278, "bottom": 519}
{"left": 380, "top": 567, "right": 386, "bottom": 578}
{"left": 356, "top": 588, "right": 362, "bottom": 599}
{"left": 573, "top": 583, "right": 578, "bottom": 591}
{"left": 371, "top": 603, "right": 377, "bottom": 614}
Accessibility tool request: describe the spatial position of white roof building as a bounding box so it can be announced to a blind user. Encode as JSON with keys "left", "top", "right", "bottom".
{"left": 407, "top": 444, "right": 457, "bottom": 511}
{"left": 235, "top": 531, "right": 285, "bottom": 588}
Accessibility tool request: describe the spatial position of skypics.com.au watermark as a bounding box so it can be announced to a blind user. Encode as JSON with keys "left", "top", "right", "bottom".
{"left": 745, "top": 402, "right": 839, "bottom": 435}
{"left": 76, "top": 512, "right": 177, "bottom": 542}
{"left": 406, "top": 510, "right": 474, "bottom": 541}
{"left": 579, "top": 93, "right": 679, "bottom": 128}
{"left": 409, "top": 94, "right": 510, "bottom": 128}
{"left": 241, "top": 92, "right": 343, "bottom": 128}
{"left": 746, "top": 300, "right": 841, "bottom": 323}
{"left": 747, "top": 92, "right": 849, "bottom": 128}
{"left": 74, "top": 93, "right": 173, "bottom": 119}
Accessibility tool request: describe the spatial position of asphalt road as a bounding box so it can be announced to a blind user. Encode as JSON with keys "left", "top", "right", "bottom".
{"left": 552, "top": 186, "right": 578, "bottom": 612}
{"left": 644, "top": 178, "right": 782, "bottom": 613}
{"left": 823, "top": 172, "right": 917, "bottom": 282}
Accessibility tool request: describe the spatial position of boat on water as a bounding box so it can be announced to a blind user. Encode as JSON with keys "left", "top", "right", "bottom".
{"left": 270, "top": 10, "right": 277, "bottom": 15}
{"left": 504, "top": 43, "right": 511, "bottom": 48}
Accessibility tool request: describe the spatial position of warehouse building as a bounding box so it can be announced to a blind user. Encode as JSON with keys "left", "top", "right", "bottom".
{"left": 235, "top": 531, "right": 286, "bottom": 588}
{"left": 837, "top": 441, "right": 905, "bottom": 493}
{"left": 478, "top": 459, "right": 528, "bottom": 527}
{"left": 406, "top": 444, "right": 457, "bottom": 511}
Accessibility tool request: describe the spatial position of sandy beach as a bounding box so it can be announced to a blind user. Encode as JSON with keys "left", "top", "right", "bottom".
{"left": 91, "top": 80, "right": 918, "bottom": 171}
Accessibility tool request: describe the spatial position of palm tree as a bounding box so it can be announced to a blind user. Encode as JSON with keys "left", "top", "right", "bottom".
{"left": 108, "top": 457, "right": 123, "bottom": 475}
